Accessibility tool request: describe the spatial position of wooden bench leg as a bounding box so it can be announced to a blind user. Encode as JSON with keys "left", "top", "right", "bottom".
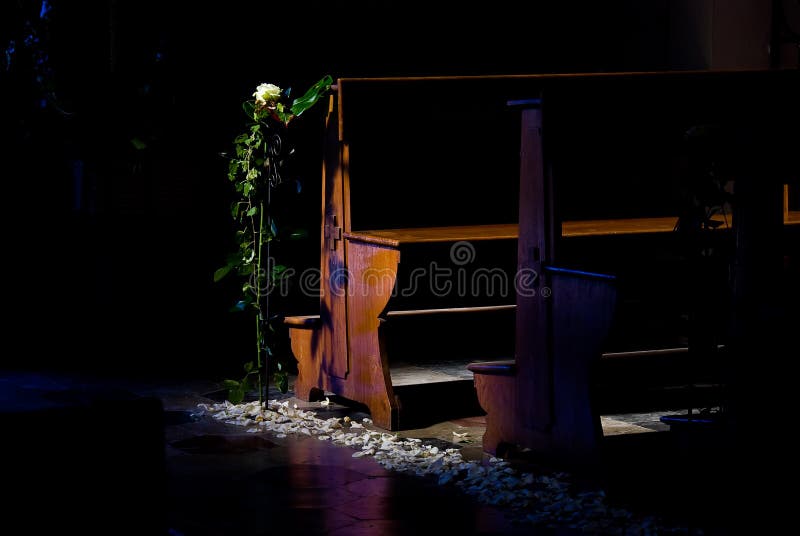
{"left": 287, "top": 326, "right": 324, "bottom": 401}
{"left": 363, "top": 394, "right": 400, "bottom": 431}
{"left": 337, "top": 243, "right": 401, "bottom": 429}
{"left": 545, "top": 272, "right": 616, "bottom": 464}
{"left": 472, "top": 271, "right": 617, "bottom": 466}
{"left": 288, "top": 321, "right": 399, "bottom": 428}
{"left": 341, "top": 323, "right": 399, "bottom": 430}
{"left": 472, "top": 373, "right": 517, "bottom": 456}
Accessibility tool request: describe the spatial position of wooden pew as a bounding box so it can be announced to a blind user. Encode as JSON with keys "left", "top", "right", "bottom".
{"left": 469, "top": 69, "right": 800, "bottom": 465}
{"left": 285, "top": 76, "right": 549, "bottom": 429}
{"left": 285, "top": 70, "right": 799, "bottom": 434}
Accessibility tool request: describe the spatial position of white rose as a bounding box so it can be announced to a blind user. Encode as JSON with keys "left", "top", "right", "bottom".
{"left": 253, "top": 83, "right": 282, "bottom": 105}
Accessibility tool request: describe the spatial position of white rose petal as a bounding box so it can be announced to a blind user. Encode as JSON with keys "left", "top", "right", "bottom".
{"left": 191, "top": 398, "right": 689, "bottom": 533}
{"left": 253, "top": 82, "right": 282, "bottom": 105}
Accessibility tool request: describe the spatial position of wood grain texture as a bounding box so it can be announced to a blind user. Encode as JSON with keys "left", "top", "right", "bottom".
{"left": 546, "top": 271, "right": 617, "bottom": 463}
{"left": 785, "top": 184, "right": 790, "bottom": 221}
{"left": 283, "top": 315, "right": 321, "bottom": 328}
{"left": 343, "top": 213, "right": 797, "bottom": 245}
{"left": 292, "top": 96, "right": 350, "bottom": 402}
{"left": 563, "top": 217, "right": 681, "bottom": 237}
{"left": 385, "top": 305, "right": 516, "bottom": 317}
{"left": 471, "top": 373, "right": 517, "bottom": 456}
{"left": 475, "top": 272, "right": 617, "bottom": 463}
{"left": 321, "top": 99, "right": 349, "bottom": 380}
{"left": 345, "top": 224, "right": 518, "bottom": 246}
{"left": 287, "top": 325, "right": 324, "bottom": 401}
{"left": 514, "top": 105, "right": 553, "bottom": 430}
{"left": 342, "top": 240, "right": 402, "bottom": 429}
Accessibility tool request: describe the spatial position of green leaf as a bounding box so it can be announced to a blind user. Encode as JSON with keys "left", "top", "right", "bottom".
{"left": 213, "top": 265, "right": 232, "bottom": 282}
{"left": 274, "top": 371, "right": 289, "bottom": 394}
{"left": 241, "top": 373, "right": 255, "bottom": 391}
{"left": 270, "top": 219, "right": 278, "bottom": 237}
{"left": 130, "top": 137, "right": 147, "bottom": 150}
{"left": 228, "top": 387, "right": 245, "bottom": 405}
{"left": 242, "top": 101, "right": 255, "bottom": 119}
{"left": 222, "top": 379, "right": 240, "bottom": 389}
{"left": 275, "top": 108, "right": 293, "bottom": 124}
{"left": 272, "top": 264, "right": 289, "bottom": 281}
{"left": 290, "top": 75, "right": 333, "bottom": 117}
{"left": 243, "top": 361, "right": 254, "bottom": 373}
{"left": 246, "top": 206, "right": 258, "bottom": 217}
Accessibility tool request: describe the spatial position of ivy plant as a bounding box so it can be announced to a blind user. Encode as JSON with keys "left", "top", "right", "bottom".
{"left": 215, "top": 75, "right": 333, "bottom": 405}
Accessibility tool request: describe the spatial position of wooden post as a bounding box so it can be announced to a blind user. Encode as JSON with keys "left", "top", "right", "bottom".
{"left": 515, "top": 101, "right": 555, "bottom": 432}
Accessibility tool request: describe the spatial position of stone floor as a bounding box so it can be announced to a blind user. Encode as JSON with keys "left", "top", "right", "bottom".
{"left": 1, "top": 369, "right": 749, "bottom": 535}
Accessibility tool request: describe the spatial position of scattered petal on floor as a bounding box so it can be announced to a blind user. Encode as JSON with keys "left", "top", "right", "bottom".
{"left": 198, "top": 400, "right": 700, "bottom": 535}
{"left": 452, "top": 431, "right": 469, "bottom": 443}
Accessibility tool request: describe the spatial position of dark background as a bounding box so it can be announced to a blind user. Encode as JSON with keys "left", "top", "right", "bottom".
{"left": 0, "top": 1, "right": 786, "bottom": 378}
